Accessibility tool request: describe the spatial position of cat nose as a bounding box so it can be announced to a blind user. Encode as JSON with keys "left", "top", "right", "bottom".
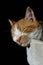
{"left": 17, "top": 36, "right": 21, "bottom": 43}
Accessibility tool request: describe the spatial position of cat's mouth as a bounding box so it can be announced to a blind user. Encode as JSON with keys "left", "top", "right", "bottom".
{"left": 16, "top": 40, "right": 30, "bottom": 47}
{"left": 16, "top": 35, "right": 31, "bottom": 47}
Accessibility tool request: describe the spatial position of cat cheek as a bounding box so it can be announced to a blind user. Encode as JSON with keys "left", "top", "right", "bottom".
{"left": 13, "top": 36, "right": 17, "bottom": 42}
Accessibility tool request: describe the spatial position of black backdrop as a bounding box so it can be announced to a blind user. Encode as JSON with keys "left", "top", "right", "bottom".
{"left": 0, "top": 0, "right": 43, "bottom": 65}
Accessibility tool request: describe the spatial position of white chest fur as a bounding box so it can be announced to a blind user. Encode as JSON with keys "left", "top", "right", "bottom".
{"left": 26, "top": 39, "right": 43, "bottom": 65}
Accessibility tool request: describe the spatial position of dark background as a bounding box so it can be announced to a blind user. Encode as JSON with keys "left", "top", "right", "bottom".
{"left": 0, "top": 0, "right": 43, "bottom": 65}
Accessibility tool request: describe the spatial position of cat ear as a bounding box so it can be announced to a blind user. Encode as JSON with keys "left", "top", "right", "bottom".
{"left": 25, "top": 7, "right": 36, "bottom": 21}
{"left": 8, "top": 19, "right": 15, "bottom": 26}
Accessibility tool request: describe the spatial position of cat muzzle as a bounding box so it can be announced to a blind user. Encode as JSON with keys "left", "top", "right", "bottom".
{"left": 16, "top": 35, "right": 31, "bottom": 47}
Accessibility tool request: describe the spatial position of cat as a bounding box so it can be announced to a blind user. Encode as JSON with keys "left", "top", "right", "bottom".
{"left": 8, "top": 7, "right": 43, "bottom": 65}
{"left": 8, "top": 7, "right": 42, "bottom": 47}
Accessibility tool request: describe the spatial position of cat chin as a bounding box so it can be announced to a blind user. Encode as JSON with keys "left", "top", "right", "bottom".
{"left": 13, "top": 37, "right": 30, "bottom": 47}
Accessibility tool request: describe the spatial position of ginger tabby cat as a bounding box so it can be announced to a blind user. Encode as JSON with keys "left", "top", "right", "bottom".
{"left": 8, "top": 7, "right": 42, "bottom": 47}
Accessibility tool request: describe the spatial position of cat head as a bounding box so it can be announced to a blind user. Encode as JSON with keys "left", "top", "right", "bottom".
{"left": 8, "top": 7, "right": 42, "bottom": 47}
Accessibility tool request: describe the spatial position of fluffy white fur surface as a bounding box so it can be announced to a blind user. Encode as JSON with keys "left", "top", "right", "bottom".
{"left": 26, "top": 39, "right": 43, "bottom": 65}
